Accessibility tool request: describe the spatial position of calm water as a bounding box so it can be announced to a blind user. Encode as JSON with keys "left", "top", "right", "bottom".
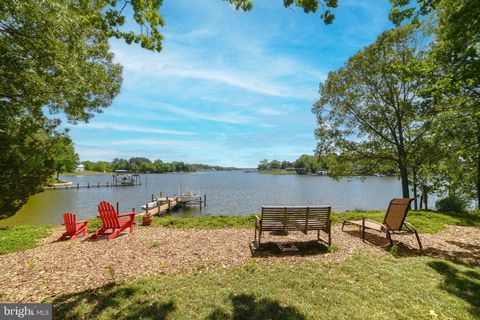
{"left": 0, "top": 172, "right": 425, "bottom": 226}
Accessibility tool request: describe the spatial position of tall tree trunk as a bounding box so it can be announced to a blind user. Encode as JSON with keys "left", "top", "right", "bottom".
{"left": 477, "top": 123, "right": 480, "bottom": 209}
{"left": 399, "top": 163, "right": 410, "bottom": 198}
{"left": 397, "top": 145, "right": 410, "bottom": 198}
{"left": 412, "top": 169, "right": 418, "bottom": 210}
{"left": 423, "top": 189, "right": 428, "bottom": 210}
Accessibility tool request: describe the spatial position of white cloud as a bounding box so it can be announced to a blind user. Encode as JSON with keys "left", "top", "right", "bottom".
{"left": 151, "top": 102, "right": 255, "bottom": 125}
{"left": 109, "top": 138, "right": 218, "bottom": 148}
{"left": 74, "top": 122, "right": 196, "bottom": 135}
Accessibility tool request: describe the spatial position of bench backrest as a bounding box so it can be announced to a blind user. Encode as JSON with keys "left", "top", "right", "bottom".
{"left": 261, "top": 206, "right": 331, "bottom": 232}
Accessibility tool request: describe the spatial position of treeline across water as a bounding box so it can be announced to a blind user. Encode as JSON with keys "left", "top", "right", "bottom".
{"left": 82, "top": 157, "right": 238, "bottom": 174}
{"left": 258, "top": 155, "right": 328, "bottom": 175}
{"left": 258, "top": 154, "right": 396, "bottom": 176}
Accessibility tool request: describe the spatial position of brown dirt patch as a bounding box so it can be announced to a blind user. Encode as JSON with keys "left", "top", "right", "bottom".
{"left": 0, "top": 224, "right": 478, "bottom": 302}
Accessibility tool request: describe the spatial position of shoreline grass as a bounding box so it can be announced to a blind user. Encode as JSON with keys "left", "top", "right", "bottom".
{"left": 50, "top": 253, "right": 480, "bottom": 319}
{"left": 258, "top": 169, "right": 297, "bottom": 175}
{"left": 60, "top": 171, "right": 110, "bottom": 176}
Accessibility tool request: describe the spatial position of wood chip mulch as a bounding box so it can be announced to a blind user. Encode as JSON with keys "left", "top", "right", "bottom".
{"left": 0, "top": 224, "right": 478, "bottom": 303}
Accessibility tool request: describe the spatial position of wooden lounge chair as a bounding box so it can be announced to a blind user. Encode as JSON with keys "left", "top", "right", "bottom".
{"left": 58, "top": 213, "right": 88, "bottom": 241}
{"left": 342, "top": 198, "right": 422, "bottom": 249}
{"left": 253, "top": 206, "right": 331, "bottom": 249}
{"left": 90, "top": 201, "right": 135, "bottom": 241}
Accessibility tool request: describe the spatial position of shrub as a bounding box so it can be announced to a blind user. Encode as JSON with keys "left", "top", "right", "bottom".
{"left": 435, "top": 196, "right": 466, "bottom": 213}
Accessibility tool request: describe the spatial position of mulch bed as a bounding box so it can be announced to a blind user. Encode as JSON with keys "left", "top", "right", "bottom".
{"left": 0, "top": 224, "right": 478, "bottom": 302}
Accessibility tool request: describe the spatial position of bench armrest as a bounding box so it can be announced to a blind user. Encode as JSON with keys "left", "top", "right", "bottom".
{"left": 255, "top": 215, "right": 261, "bottom": 227}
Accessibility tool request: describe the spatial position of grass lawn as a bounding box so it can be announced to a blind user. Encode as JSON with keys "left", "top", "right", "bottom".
{"left": 335, "top": 209, "right": 480, "bottom": 233}
{"left": 147, "top": 209, "right": 480, "bottom": 233}
{"left": 61, "top": 171, "right": 109, "bottom": 176}
{"left": 0, "top": 225, "right": 51, "bottom": 255}
{"left": 51, "top": 254, "right": 480, "bottom": 319}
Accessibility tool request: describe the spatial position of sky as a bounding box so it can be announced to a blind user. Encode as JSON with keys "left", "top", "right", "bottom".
{"left": 63, "top": 0, "right": 393, "bottom": 168}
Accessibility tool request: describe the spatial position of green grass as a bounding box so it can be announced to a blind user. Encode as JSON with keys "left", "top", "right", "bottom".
{"left": 61, "top": 171, "right": 109, "bottom": 176}
{"left": 50, "top": 254, "right": 480, "bottom": 319}
{"left": 150, "top": 214, "right": 255, "bottom": 229}
{"left": 334, "top": 210, "right": 480, "bottom": 233}
{"left": 147, "top": 210, "right": 480, "bottom": 233}
{"left": 258, "top": 169, "right": 297, "bottom": 175}
{"left": 0, "top": 225, "right": 51, "bottom": 255}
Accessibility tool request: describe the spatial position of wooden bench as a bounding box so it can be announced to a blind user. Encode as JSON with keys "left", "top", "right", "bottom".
{"left": 252, "top": 206, "right": 331, "bottom": 249}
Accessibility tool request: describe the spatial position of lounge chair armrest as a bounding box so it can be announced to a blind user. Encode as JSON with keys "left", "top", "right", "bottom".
{"left": 362, "top": 218, "right": 384, "bottom": 226}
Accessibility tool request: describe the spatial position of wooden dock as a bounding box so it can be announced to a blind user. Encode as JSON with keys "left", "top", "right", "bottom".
{"left": 140, "top": 194, "right": 207, "bottom": 216}
{"left": 45, "top": 182, "right": 141, "bottom": 190}
{"left": 140, "top": 197, "right": 178, "bottom": 216}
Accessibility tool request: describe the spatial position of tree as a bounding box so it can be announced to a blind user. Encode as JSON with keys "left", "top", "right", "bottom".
{"left": 257, "top": 159, "right": 269, "bottom": 171}
{"left": 270, "top": 160, "right": 282, "bottom": 170}
{"left": 281, "top": 161, "right": 292, "bottom": 169}
{"left": 391, "top": 0, "right": 480, "bottom": 206}
{"left": 294, "top": 155, "right": 320, "bottom": 174}
{"left": 0, "top": 0, "right": 123, "bottom": 216}
{"left": 0, "top": 112, "right": 57, "bottom": 218}
{"left": 0, "top": 0, "right": 123, "bottom": 123}
{"left": 313, "top": 25, "right": 433, "bottom": 198}
{"left": 51, "top": 134, "right": 79, "bottom": 180}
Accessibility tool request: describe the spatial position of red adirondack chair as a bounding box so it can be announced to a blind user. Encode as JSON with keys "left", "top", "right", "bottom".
{"left": 90, "top": 201, "right": 135, "bottom": 241}
{"left": 58, "top": 213, "right": 88, "bottom": 241}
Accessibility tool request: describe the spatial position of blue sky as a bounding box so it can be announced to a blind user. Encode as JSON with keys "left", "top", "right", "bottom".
{"left": 64, "top": 0, "right": 392, "bottom": 167}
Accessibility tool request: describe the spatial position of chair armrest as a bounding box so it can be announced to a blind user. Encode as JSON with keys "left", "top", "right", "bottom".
{"left": 362, "top": 218, "right": 385, "bottom": 226}
{"left": 118, "top": 212, "right": 135, "bottom": 220}
{"left": 254, "top": 215, "right": 261, "bottom": 227}
{"left": 363, "top": 218, "right": 387, "bottom": 231}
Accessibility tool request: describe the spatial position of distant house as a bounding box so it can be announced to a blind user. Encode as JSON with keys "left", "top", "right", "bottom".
{"left": 75, "top": 164, "right": 85, "bottom": 172}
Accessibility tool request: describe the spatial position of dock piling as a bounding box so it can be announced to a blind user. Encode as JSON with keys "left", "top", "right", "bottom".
{"left": 116, "top": 202, "right": 119, "bottom": 214}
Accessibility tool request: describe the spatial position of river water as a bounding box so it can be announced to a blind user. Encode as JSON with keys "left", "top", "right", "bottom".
{"left": 0, "top": 172, "right": 427, "bottom": 226}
